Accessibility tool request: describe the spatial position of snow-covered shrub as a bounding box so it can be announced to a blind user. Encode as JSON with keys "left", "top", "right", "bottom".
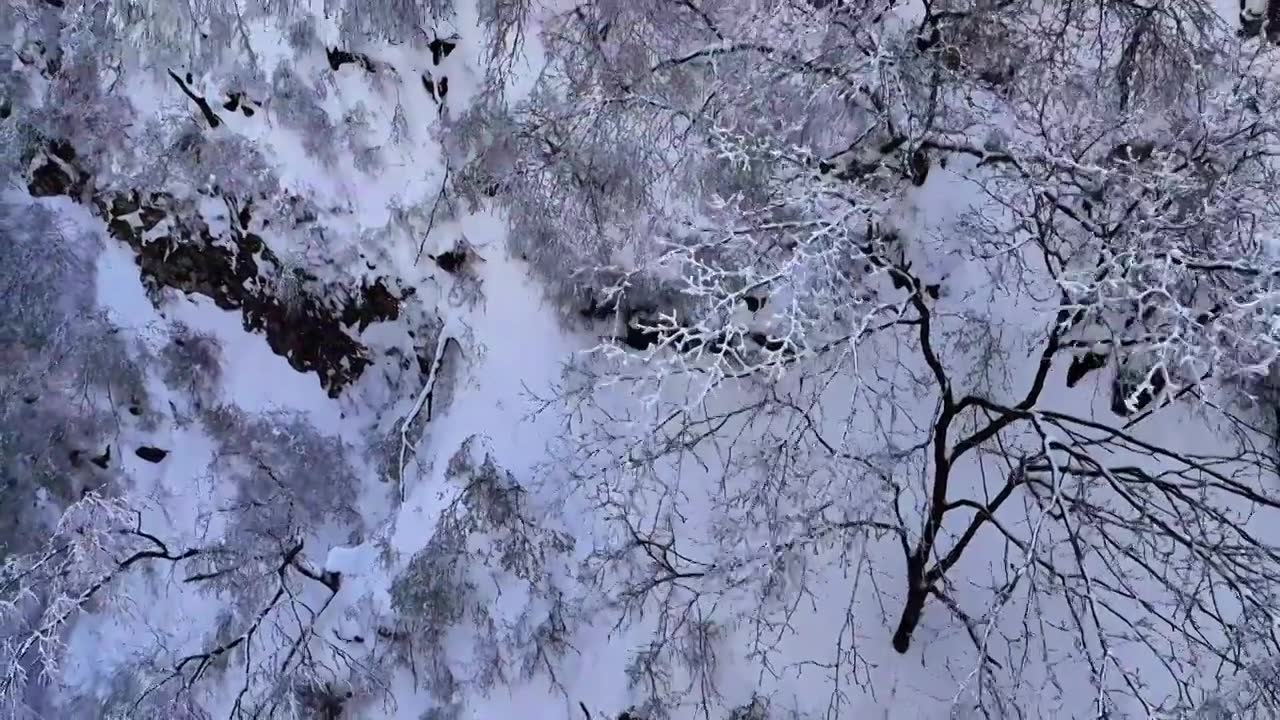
{"left": 39, "top": 21, "right": 133, "bottom": 176}
{"left": 0, "top": 200, "right": 143, "bottom": 553}
{"left": 458, "top": 86, "right": 663, "bottom": 321}
{"left": 624, "top": 617, "right": 726, "bottom": 720}
{"left": 294, "top": 682, "right": 352, "bottom": 720}
{"left": 270, "top": 64, "right": 338, "bottom": 166}
{"left": 0, "top": 494, "right": 140, "bottom": 713}
{"left": 389, "top": 436, "right": 575, "bottom": 698}
{"left": 285, "top": 15, "right": 319, "bottom": 52}
{"left": 160, "top": 321, "right": 223, "bottom": 408}
{"left": 726, "top": 696, "right": 770, "bottom": 720}
{"left": 124, "top": 118, "right": 279, "bottom": 203}
{"left": 200, "top": 406, "right": 360, "bottom": 552}
{"left": 418, "top": 702, "right": 464, "bottom": 720}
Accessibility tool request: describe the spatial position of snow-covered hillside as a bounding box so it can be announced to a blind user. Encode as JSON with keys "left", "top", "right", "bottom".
{"left": 4, "top": 0, "right": 1280, "bottom": 718}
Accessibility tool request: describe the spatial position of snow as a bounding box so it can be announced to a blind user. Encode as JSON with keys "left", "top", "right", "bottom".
{"left": 9, "top": 0, "right": 1276, "bottom": 719}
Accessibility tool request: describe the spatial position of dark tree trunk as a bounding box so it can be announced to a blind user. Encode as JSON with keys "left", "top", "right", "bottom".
{"left": 892, "top": 555, "right": 927, "bottom": 653}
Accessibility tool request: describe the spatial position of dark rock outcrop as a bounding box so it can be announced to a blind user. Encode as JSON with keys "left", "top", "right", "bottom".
{"left": 27, "top": 140, "right": 417, "bottom": 397}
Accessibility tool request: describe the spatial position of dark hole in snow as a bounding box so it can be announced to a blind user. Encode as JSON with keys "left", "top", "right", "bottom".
{"left": 222, "top": 93, "right": 240, "bottom": 111}
{"left": 749, "top": 332, "right": 788, "bottom": 353}
{"left": 135, "top": 446, "right": 169, "bottom": 463}
{"left": 580, "top": 293, "right": 619, "bottom": 321}
{"left": 27, "top": 159, "right": 75, "bottom": 197}
{"left": 422, "top": 74, "right": 436, "bottom": 100}
{"left": 437, "top": 76, "right": 449, "bottom": 101}
{"left": 340, "top": 279, "right": 404, "bottom": 331}
{"left": 909, "top": 148, "right": 930, "bottom": 186}
{"left": 743, "top": 294, "right": 766, "bottom": 312}
{"left": 90, "top": 446, "right": 111, "bottom": 469}
{"left": 429, "top": 36, "right": 457, "bottom": 65}
{"left": 940, "top": 46, "right": 962, "bottom": 71}
{"left": 622, "top": 321, "right": 661, "bottom": 351}
{"left": 241, "top": 105, "right": 255, "bottom": 117}
{"left": 1110, "top": 366, "right": 1167, "bottom": 416}
{"left": 49, "top": 139, "right": 76, "bottom": 163}
{"left": 1066, "top": 352, "right": 1109, "bottom": 387}
{"left": 1107, "top": 140, "right": 1155, "bottom": 164}
{"left": 327, "top": 47, "right": 376, "bottom": 72}
{"left": 915, "top": 26, "right": 941, "bottom": 53}
{"left": 979, "top": 66, "right": 1013, "bottom": 86}
{"left": 128, "top": 405, "right": 143, "bottom": 416}
{"left": 433, "top": 246, "right": 468, "bottom": 273}
{"left": 879, "top": 135, "right": 907, "bottom": 155}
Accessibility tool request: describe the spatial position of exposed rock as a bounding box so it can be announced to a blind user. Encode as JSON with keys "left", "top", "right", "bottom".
{"left": 111, "top": 193, "right": 141, "bottom": 217}
{"left": 27, "top": 139, "right": 417, "bottom": 398}
{"left": 139, "top": 206, "right": 167, "bottom": 230}
{"left": 341, "top": 279, "right": 405, "bottom": 331}
{"left": 48, "top": 140, "right": 76, "bottom": 164}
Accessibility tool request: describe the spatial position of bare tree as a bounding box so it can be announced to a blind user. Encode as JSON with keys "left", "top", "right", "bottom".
{"left": 0, "top": 405, "right": 387, "bottom": 719}
{"left": 497, "top": 0, "right": 1280, "bottom": 716}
